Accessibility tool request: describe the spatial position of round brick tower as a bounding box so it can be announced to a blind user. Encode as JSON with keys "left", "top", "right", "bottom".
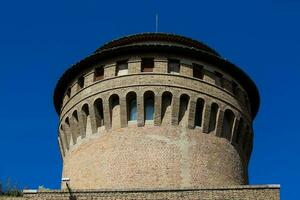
{"left": 54, "top": 33, "right": 259, "bottom": 190}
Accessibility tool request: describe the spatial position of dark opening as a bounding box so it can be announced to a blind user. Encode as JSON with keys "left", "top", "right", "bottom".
{"left": 208, "top": 103, "right": 219, "bottom": 132}
{"left": 141, "top": 58, "right": 154, "bottom": 72}
{"left": 193, "top": 64, "right": 204, "bottom": 79}
{"left": 94, "top": 67, "right": 104, "bottom": 81}
{"left": 168, "top": 59, "right": 180, "bottom": 74}
{"left": 78, "top": 76, "right": 84, "bottom": 90}
{"left": 195, "top": 98, "right": 204, "bottom": 127}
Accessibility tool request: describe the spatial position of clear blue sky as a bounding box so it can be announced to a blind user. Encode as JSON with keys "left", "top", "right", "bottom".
{"left": 0, "top": 0, "right": 299, "bottom": 199}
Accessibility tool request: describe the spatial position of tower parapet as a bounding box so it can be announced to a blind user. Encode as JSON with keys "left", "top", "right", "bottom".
{"left": 54, "top": 33, "right": 259, "bottom": 189}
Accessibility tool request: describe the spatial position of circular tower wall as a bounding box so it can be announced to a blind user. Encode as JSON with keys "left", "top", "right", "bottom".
{"left": 54, "top": 33, "right": 259, "bottom": 190}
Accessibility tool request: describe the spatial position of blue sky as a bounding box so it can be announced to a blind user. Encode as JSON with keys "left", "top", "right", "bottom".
{"left": 0, "top": 0, "right": 299, "bottom": 199}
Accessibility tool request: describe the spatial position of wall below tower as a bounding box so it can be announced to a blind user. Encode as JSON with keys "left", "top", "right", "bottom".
{"left": 62, "top": 126, "right": 246, "bottom": 190}
{"left": 14, "top": 185, "right": 279, "bottom": 200}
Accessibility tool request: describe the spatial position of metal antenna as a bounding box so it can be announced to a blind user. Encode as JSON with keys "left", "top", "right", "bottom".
{"left": 155, "top": 14, "right": 158, "bottom": 33}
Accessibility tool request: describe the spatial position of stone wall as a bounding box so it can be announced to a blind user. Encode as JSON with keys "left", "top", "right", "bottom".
{"left": 1, "top": 185, "right": 280, "bottom": 200}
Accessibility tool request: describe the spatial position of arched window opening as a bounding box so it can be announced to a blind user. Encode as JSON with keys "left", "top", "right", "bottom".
{"left": 81, "top": 104, "right": 90, "bottom": 135}
{"left": 126, "top": 92, "right": 137, "bottom": 122}
{"left": 235, "top": 118, "right": 244, "bottom": 144}
{"left": 109, "top": 94, "right": 121, "bottom": 128}
{"left": 178, "top": 94, "right": 190, "bottom": 125}
{"left": 161, "top": 92, "right": 172, "bottom": 125}
{"left": 72, "top": 110, "right": 78, "bottom": 122}
{"left": 94, "top": 98, "right": 104, "bottom": 128}
{"left": 144, "top": 91, "right": 155, "bottom": 121}
{"left": 221, "top": 109, "right": 235, "bottom": 140}
{"left": 208, "top": 103, "right": 219, "bottom": 133}
{"left": 195, "top": 98, "right": 204, "bottom": 127}
{"left": 65, "top": 117, "right": 70, "bottom": 126}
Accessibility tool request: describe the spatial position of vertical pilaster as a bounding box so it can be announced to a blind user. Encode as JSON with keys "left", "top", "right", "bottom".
{"left": 128, "top": 58, "right": 141, "bottom": 74}
{"left": 137, "top": 95, "right": 144, "bottom": 127}
{"left": 154, "top": 95, "right": 162, "bottom": 126}
{"left": 180, "top": 62, "right": 193, "bottom": 76}
{"left": 61, "top": 124, "right": 71, "bottom": 150}
{"left": 69, "top": 116, "right": 79, "bottom": 145}
{"left": 104, "top": 64, "right": 116, "bottom": 79}
{"left": 215, "top": 110, "right": 224, "bottom": 137}
{"left": 78, "top": 111, "right": 87, "bottom": 139}
{"left": 120, "top": 96, "right": 128, "bottom": 128}
{"left": 202, "top": 103, "right": 211, "bottom": 133}
{"left": 58, "top": 132, "right": 67, "bottom": 156}
{"left": 89, "top": 104, "right": 98, "bottom": 134}
{"left": 187, "top": 99, "right": 196, "bottom": 129}
{"left": 203, "top": 70, "right": 216, "bottom": 84}
{"left": 103, "top": 98, "right": 111, "bottom": 130}
{"left": 231, "top": 118, "right": 240, "bottom": 144}
{"left": 84, "top": 73, "right": 94, "bottom": 87}
{"left": 171, "top": 96, "right": 180, "bottom": 126}
{"left": 154, "top": 57, "right": 167, "bottom": 73}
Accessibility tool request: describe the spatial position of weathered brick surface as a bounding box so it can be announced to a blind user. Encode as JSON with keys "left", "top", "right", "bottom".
{"left": 1, "top": 185, "right": 278, "bottom": 200}
{"left": 61, "top": 127, "right": 245, "bottom": 190}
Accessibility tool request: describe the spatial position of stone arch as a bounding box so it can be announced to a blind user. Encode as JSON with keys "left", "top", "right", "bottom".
{"left": 64, "top": 117, "right": 71, "bottom": 149}
{"left": 144, "top": 91, "right": 155, "bottom": 122}
{"left": 161, "top": 91, "right": 172, "bottom": 125}
{"left": 208, "top": 103, "right": 219, "bottom": 133}
{"left": 178, "top": 94, "right": 190, "bottom": 126}
{"left": 94, "top": 98, "right": 104, "bottom": 129}
{"left": 221, "top": 109, "right": 235, "bottom": 141}
{"left": 194, "top": 98, "right": 204, "bottom": 127}
{"left": 109, "top": 94, "right": 121, "bottom": 129}
{"left": 126, "top": 92, "right": 137, "bottom": 122}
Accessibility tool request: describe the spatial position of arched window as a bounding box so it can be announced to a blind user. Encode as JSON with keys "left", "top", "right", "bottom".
{"left": 109, "top": 94, "right": 120, "bottom": 128}
{"left": 195, "top": 98, "right": 204, "bottom": 127}
{"left": 144, "top": 91, "right": 155, "bottom": 121}
{"left": 179, "top": 94, "right": 190, "bottom": 125}
{"left": 94, "top": 98, "right": 104, "bottom": 128}
{"left": 208, "top": 103, "right": 219, "bottom": 133}
{"left": 64, "top": 117, "right": 71, "bottom": 149}
{"left": 221, "top": 109, "right": 235, "bottom": 140}
{"left": 161, "top": 92, "right": 172, "bottom": 125}
{"left": 81, "top": 104, "right": 90, "bottom": 134}
{"left": 126, "top": 92, "right": 137, "bottom": 122}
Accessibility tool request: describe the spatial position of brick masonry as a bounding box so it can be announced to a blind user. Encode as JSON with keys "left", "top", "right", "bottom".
{"left": 0, "top": 185, "right": 280, "bottom": 200}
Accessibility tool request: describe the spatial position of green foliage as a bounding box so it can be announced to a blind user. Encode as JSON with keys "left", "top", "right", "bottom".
{"left": 0, "top": 178, "right": 23, "bottom": 197}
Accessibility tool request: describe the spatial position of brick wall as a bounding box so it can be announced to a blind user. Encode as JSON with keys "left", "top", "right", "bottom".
{"left": 9, "top": 185, "right": 279, "bottom": 200}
